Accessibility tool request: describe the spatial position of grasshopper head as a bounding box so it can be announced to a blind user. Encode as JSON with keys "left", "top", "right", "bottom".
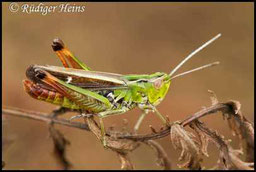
{"left": 146, "top": 72, "right": 171, "bottom": 106}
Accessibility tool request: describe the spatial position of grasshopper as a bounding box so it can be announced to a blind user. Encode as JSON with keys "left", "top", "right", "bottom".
{"left": 23, "top": 34, "right": 221, "bottom": 146}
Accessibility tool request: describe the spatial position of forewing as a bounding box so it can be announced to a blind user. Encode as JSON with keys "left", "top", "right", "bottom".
{"left": 36, "top": 70, "right": 112, "bottom": 112}
{"left": 34, "top": 65, "right": 128, "bottom": 90}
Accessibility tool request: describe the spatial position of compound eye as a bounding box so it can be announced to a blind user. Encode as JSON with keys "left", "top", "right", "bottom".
{"left": 153, "top": 78, "right": 163, "bottom": 89}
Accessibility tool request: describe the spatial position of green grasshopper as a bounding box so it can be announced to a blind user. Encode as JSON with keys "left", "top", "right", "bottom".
{"left": 23, "top": 34, "right": 221, "bottom": 146}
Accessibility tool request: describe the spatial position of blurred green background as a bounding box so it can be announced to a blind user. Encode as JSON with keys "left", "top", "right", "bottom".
{"left": 2, "top": 2, "right": 254, "bottom": 170}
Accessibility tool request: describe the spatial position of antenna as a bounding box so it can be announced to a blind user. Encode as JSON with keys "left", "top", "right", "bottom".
{"left": 169, "top": 33, "right": 221, "bottom": 77}
{"left": 170, "top": 61, "right": 219, "bottom": 80}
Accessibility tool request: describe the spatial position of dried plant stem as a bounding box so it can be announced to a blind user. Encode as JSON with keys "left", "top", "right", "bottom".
{"left": 2, "top": 107, "right": 90, "bottom": 131}
{"left": 2, "top": 101, "right": 254, "bottom": 142}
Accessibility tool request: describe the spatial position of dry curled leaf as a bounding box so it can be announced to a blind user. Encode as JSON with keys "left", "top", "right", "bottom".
{"left": 228, "top": 147, "right": 254, "bottom": 170}
{"left": 212, "top": 147, "right": 254, "bottom": 170}
{"left": 191, "top": 120, "right": 254, "bottom": 170}
{"left": 190, "top": 121, "right": 210, "bottom": 157}
{"left": 223, "top": 101, "right": 254, "bottom": 162}
{"left": 170, "top": 123, "right": 202, "bottom": 169}
{"left": 145, "top": 140, "right": 171, "bottom": 170}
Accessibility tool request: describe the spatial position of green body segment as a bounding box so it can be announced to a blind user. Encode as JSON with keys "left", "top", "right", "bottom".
{"left": 120, "top": 72, "right": 171, "bottom": 106}
{"left": 29, "top": 81, "right": 108, "bottom": 112}
{"left": 39, "top": 95, "right": 81, "bottom": 110}
{"left": 56, "top": 79, "right": 112, "bottom": 113}
{"left": 32, "top": 71, "right": 171, "bottom": 114}
{"left": 24, "top": 80, "right": 83, "bottom": 110}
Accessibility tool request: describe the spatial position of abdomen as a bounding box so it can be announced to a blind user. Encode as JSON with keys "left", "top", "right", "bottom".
{"left": 23, "top": 80, "right": 82, "bottom": 109}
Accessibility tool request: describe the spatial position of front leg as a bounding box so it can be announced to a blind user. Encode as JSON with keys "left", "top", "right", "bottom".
{"left": 134, "top": 104, "right": 170, "bottom": 133}
{"left": 150, "top": 105, "right": 170, "bottom": 127}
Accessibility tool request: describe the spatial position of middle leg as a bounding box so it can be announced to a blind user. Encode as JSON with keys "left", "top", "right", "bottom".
{"left": 134, "top": 109, "right": 149, "bottom": 133}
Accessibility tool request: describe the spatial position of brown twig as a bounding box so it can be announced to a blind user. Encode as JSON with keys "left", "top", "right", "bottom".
{"left": 2, "top": 107, "right": 90, "bottom": 131}
{"left": 2, "top": 101, "right": 254, "bottom": 142}
{"left": 49, "top": 124, "right": 72, "bottom": 169}
{"left": 48, "top": 107, "right": 73, "bottom": 170}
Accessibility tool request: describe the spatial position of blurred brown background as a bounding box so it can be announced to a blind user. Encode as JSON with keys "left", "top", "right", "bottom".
{"left": 2, "top": 2, "right": 254, "bottom": 170}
